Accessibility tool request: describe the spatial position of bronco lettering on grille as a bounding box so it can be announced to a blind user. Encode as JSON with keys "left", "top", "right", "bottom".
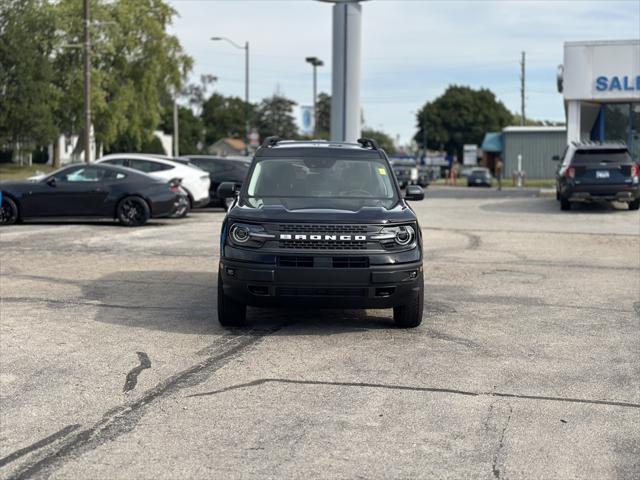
{"left": 279, "top": 234, "right": 367, "bottom": 241}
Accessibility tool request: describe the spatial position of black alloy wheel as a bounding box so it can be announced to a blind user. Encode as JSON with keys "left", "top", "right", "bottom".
{"left": 117, "top": 196, "right": 150, "bottom": 227}
{"left": 0, "top": 196, "right": 19, "bottom": 225}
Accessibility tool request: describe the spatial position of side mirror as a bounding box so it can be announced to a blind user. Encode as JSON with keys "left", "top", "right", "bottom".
{"left": 405, "top": 185, "right": 424, "bottom": 201}
{"left": 217, "top": 182, "right": 237, "bottom": 199}
{"left": 551, "top": 155, "right": 560, "bottom": 161}
{"left": 46, "top": 177, "right": 57, "bottom": 187}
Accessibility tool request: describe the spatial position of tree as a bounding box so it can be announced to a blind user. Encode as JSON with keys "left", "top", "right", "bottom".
{"left": 414, "top": 85, "right": 512, "bottom": 158}
{"left": 160, "top": 106, "right": 203, "bottom": 155}
{"left": 315, "top": 92, "right": 331, "bottom": 139}
{"left": 0, "top": 0, "right": 59, "bottom": 164}
{"left": 52, "top": 0, "right": 192, "bottom": 153}
{"left": 201, "top": 93, "right": 253, "bottom": 145}
{"left": 255, "top": 95, "right": 298, "bottom": 140}
{"left": 361, "top": 128, "right": 396, "bottom": 154}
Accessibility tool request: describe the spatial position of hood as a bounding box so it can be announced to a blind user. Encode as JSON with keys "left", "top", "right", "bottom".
{"left": 228, "top": 201, "right": 417, "bottom": 224}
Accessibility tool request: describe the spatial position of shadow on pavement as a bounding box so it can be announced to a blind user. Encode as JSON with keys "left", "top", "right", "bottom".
{"left": 85, "top": 270, "right": 438, "bottom": 335}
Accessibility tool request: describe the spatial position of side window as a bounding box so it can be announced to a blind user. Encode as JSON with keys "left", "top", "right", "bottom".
{"left": 60, "top": 166, "right": 103, "bottom": 182}
{"left": 102, "top": 158, "right": 126, "bottom": 166}
{"left": 129, "top": 159, "right": 154, "bottom": 172}
{"left": 149, "top": 161, "right": 174, "bottom": 172}
{"left": 101, "top": 168, "right": 127, "bottom": 181}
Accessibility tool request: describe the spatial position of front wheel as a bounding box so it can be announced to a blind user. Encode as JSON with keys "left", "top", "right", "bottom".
{"left": 217, "top": 273, "right": 246, "bottom": 327}
{"left": 117, "top": 196, "right": 150, "bottom": 227}
{"left": 560, "top": 196, "right": 571, "bottom": 211}
{"left": 0, "top": 196, "right": 19, "bottom": 225}
{"left": 629, "top": 199, "right": 640, "bottom": 211}
{"left": 393, "top": 281, "right": 424, "bottom": 328}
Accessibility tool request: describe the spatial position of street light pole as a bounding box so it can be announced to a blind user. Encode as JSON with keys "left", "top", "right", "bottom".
{"left": 305, "top": 57, "right": 324, "bottom": 137}
{"left": 211, "top": 37, "right": 250, "bottom": 154}
{"left": 83, "top": 0, "right": 91, "bottom": 163}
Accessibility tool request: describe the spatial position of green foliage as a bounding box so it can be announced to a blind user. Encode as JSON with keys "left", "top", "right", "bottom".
{"left": 512, "top": 113, "right": 565, "bottom": 127}
{"left": 315, "top": 92, "right": 331, "bottom": 139}
{"left": 105, "top": 132, "right": 167, "bottom": 155}
{"left": 0, "top": 0, "right": 192, "bottom": 157}
{"left": 0, "top": 0, "right": 59, "bottom": 152}
{"left": 201, "top": 93, "right": 253, "bottom": 145}
{"left": 160, "top": 105, "right": 204, "bottom": 155}
{"left": 255, "top": 95, "right": 298, "bottom": 139}
{"left": 361, "top": 128, "right": 396, "bottom": 154}
{"left": 415, "top": 85, "right": 513, "bottom": 157}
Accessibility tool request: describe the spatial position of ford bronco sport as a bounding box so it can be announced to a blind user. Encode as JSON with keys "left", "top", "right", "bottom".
{"left": 216, "top": 137, "right": 425, "bottom": 328}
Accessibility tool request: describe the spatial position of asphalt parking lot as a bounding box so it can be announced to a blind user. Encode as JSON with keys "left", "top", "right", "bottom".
{"left": 1, "top": 187, "right": 639, "bottom": 479}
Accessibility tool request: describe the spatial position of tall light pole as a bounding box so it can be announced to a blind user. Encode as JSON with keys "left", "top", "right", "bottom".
{"left": 305, "top": 57, "right": 324, "bottom": 137}
{"left": 211, "top": 36, "right": 249, "bottom": 154}
{"left": 83, "top": 0, "right": 91, "bottom": 163}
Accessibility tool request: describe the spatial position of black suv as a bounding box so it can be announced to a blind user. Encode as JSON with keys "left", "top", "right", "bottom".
{"left": 555, "top": 142, "right": 640, "bottom": 211}
{"left": 179, "top": 155, "right": 251, "bottom": 210}
{"left": 216, "top": 137, "right": 425, "bottom": 328}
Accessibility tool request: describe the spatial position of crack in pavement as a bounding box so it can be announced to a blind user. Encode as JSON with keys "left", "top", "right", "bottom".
{"left": 123, "top": 352, "right": 151, "bottom": 393}
{"left": 490, "top": 403, "right": 513, "bottom": 480}
{"left": 1, "top": 297, "right": 211, "bottom": 313}
{"left": 0, "top": 425, "right": 81, "bottom": 468}
{"left": 187, "top": 378, "right": 640, "bottom": 409}
{"left": 3, "top": 324, "right": 289, "bottom": 480}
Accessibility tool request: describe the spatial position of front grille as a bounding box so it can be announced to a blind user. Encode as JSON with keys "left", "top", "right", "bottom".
{"left": 278, "top": 256, "right": 314, "bottom": 267}
{"left": 279, "top": 224, "right": 368, "bottom": 234}
{"left": 332, "top": 256, "right": 369, "bottom": 268}
{"left": 279, "top": 239, "right": 367, "bottom": 250}
{"left": 277, "top": 287, "right": 367, "bottom": 297}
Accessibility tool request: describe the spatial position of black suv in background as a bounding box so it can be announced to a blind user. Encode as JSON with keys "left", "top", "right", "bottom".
{"left": 555, "top": 142, "right": 640, "bottom": 211}
{"left": 180, "top": 155, "right": 251, "bottom": 209}
{"left": 216, "top": 138, "right": 425, "bottom": 328}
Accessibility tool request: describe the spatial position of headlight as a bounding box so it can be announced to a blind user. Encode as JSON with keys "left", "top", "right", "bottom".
{"left": 373, "top": 225, "right": 416, "bottom": 249}
{"left": 230, "top": 224, "right": 250, "bottom": 243}
{"left": 227, "top": 223, "right": 274, "bottom": 248}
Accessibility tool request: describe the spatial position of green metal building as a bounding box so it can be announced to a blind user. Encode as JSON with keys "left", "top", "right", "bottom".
{"left": 502, "top": 126, "right": 567, "bottom": 179}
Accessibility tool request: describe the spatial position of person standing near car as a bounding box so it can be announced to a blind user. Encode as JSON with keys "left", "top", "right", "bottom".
{"left": 495, "top": 157, "right": 504, "bottom": 191}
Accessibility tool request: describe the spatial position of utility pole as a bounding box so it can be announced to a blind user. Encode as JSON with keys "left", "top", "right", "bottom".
{"left": 211, "top": 37, "right": 249, "bottom": 154}
{"left": 173, "top": 98, "right": 179, "bottom": 157}
{"left": 305, "top": 57, "right": 324, "bottom": 137}
{"left": 520, "top": 51, "right": 526, "bottom": 126}
{"left": 83, "top": 0, "right": 91, "bottom": 163}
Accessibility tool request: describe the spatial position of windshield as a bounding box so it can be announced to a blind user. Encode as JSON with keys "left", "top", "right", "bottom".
{"left": 573, "top": 150, "right": 632, "bottom": 165}
{"left": 244, "top": 157, "right": 398, "bottom": 209}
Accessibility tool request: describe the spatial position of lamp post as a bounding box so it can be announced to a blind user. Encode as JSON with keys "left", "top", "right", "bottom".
{"left": 211, "top": 36, "right": 249, "bottom": 154}
{"left": 305, "top": 57, "right": 324, "bottom": 137}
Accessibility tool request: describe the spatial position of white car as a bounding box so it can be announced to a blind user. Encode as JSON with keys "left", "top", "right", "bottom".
{"left": 96, "top": 154, "right": 210, "bottom": 208}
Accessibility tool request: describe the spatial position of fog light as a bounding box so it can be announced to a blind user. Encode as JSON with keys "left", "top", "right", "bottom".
{"left": 226, "top": 268, "right": 235, "bottom": 276}
{"left": 408, "top": 270, "right": 418, "bottom": 279}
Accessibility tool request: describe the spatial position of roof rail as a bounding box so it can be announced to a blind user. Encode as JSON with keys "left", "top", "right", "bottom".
{"left": 357, "top": 138, "right": 379, "bottom": 150}
{"left": 261, "top": 136, "right": 281, "bottom": 148}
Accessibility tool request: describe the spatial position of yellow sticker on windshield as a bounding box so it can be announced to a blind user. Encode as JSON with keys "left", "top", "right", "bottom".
{"left": 378, "top": 168, "right": 387, "bottom": 175}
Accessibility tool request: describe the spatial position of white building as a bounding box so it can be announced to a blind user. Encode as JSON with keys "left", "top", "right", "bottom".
{"left": 558, "top": 39, "right": 640, "bottom": 161}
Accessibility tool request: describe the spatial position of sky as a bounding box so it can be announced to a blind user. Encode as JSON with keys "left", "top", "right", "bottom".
{"left": 166, "top": 0, "right": 640, "bottom": 145}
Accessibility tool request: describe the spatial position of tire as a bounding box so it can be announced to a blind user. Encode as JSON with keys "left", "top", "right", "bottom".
{"left": 555, "top": 189, "right": 560, "bottom": 201}
{"left": 117, "top": 196, "right": 150, "bottom": 227}
{"left": 560, "top": 196, "right": 571, "bottom": 211}
{"left": 217, "top": 273, "right": 246, "bottom": 327}
{"left": 172, "top": 195, "right": 190, "bottom": 218}
{"left": 0, "top": 196, "right": 19, "bottom": 226}
{"left": 629, "top": 199, "right": 640, "bottom": 211}
{"left": 393, "top": 279, "right": 424, "bottom": 328}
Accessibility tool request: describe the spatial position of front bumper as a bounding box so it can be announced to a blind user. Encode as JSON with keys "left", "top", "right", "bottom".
{"left": 220, "top": 248, "right": 423, "bottom": 308}
{"left": 562, "top": 184, "right": 640, "bottom": 202}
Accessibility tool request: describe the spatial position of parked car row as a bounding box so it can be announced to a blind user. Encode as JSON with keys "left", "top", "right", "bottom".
{"left": 0, "top": 154, "right": 252, "bottom": 226}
